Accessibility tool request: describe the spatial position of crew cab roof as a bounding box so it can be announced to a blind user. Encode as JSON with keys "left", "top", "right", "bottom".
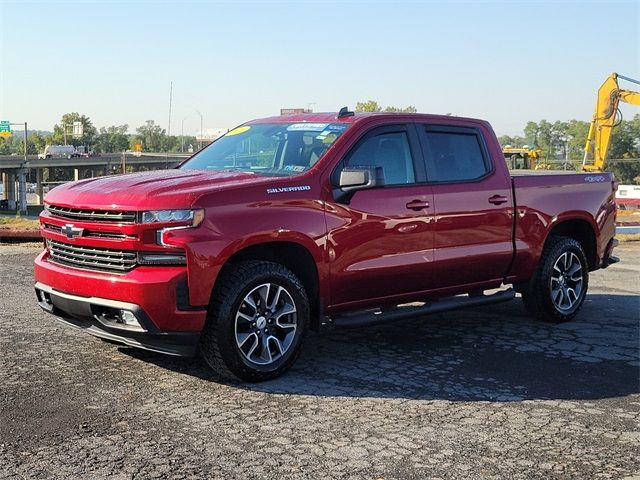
{"left": 246, "top": 112, "right": 490, "bottom": 127}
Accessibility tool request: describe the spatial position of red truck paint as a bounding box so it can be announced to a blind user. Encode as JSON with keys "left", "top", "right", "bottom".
{"left": 34, "top": 112, "right": 618, "bottom": 362}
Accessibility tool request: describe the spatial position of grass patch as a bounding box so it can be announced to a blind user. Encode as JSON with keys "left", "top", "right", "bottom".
{"left": 0, "top": 217, "right": 40, "bottom": 230}
{"left": 618, "top": 233, "right": 640, "bottom": 243}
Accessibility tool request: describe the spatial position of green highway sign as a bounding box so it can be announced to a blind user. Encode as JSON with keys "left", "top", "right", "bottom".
{"left": 0, "top": 120, "right": 11, "bottom": 137}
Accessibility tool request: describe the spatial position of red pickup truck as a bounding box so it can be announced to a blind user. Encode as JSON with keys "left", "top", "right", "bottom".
{"left": 35, "top": 110, "right": 619, "bottom": 381}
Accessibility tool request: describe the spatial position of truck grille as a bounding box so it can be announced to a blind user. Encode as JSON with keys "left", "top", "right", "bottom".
{"left": 47, "top": 240, "right": 137, "bottom": 272}
{"left": 43, "top": 223, "right": 135, "bottom": 240}
{"left": 47, "top": 204, "right": 137, "bottom": 223}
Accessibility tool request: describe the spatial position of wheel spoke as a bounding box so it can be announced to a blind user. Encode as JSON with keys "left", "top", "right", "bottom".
{"left": 274, "top": 303, "right": 296, "bottom": 321}
{"left": 260, "top": 335, "right": 272, "bottom": 363}
{"left": 237, "top": 332, "right": 257, "bottom": 349}
{"left": 245, "top": 334, "right": 259, "bottom": 358}
{"left": 243, "top": 295, "right": 258, "bottom": 313}
{"left": 269, "top": 286, "right": 283, "bottom": 311}
{"left": 562, "top": 252, "right": 571, "bottom": 270}
{"left": 552, "top": 287, "right": 563, "bottom": 304}
{"left": 566, "top": 288, "right": 577, "bottom": 306}
{"left": 257, "top": 284, "right": 270, "bottom": 310}
{"left": 268, "top": 336, "right": 284, "bottom": 356}
{"left": 237, "top": 311, "right": 254, "bottom": 323}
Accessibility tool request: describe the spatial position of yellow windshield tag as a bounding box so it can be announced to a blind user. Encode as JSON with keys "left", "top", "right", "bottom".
{"left": 226, "top": 126, "right": 251, "bottom": 136}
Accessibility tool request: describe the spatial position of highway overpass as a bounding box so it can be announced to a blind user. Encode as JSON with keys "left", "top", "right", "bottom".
{"left": 1, "top": 152, "right": 190, "bottom": 208}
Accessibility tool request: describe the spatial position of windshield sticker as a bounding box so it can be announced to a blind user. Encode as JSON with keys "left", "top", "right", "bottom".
{"left": 327, "top": 123, "right": 348, "bottom": 131}
{"left": 322, "top": 133, "right": 338, "bottom": 145}
{"left": 225, "top": 126, "right": 251, "bottom": 136}
{"left": 283, "top": 165, "right": 306, "bottom": 172}
{"left": 286, "top": 123, "right": 328, "bottom": 132}
{"left": 267, "top": 185, "right": 311, "bottom": 194}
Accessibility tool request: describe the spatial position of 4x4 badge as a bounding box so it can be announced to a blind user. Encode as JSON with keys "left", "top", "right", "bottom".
{"left": 61, "top": 224, "right": 84, "bottom": 239}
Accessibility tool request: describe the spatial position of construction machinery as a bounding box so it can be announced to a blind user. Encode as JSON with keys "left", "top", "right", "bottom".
{"left": 582, "top": 73, "right": 640, "bottom": 172}
{"left": 503, "top": 147, "right": 544, "bottom": 170}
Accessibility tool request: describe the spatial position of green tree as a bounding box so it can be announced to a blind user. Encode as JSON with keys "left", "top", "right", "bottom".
{"left": 52, "top": 112, "right": 97, "bottom": 147}
{"left": 355, "top": 101, "right": 417, "bottom": 113}
{"left": 135, "top": 120, "right": 165, "bottom": 151}
{"left": 96, "top": 125, "right": 130, "bottom": 153}
{"left": 355, "top": 100, "right": 382, "bottom": 112}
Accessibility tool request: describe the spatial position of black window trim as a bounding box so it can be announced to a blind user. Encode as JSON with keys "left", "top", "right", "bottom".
{"left": 330, "top": 123, "right": 427, "bottom": 188}
{"left": 417, "top": 124, "right": 494, "bottom": 185}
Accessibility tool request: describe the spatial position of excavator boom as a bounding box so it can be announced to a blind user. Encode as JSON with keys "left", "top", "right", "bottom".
{"left": 582, "top": 73, "right": 640, "bottom": 172}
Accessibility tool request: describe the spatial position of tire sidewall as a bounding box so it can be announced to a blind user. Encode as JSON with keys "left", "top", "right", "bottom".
{"left": 540, "top": 239, "right": 589, "bottom": 319}
{"left": 215, "top": 266, "right": 309, "bottom": 379}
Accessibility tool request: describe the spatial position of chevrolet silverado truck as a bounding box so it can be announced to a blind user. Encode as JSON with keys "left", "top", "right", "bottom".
{"left": 34, "top": 110, "right": 619, "bottom": 381}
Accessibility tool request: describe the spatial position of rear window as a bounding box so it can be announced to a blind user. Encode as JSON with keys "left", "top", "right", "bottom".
{"left": 422, "top": 128, "right": 489, "bottom": 182}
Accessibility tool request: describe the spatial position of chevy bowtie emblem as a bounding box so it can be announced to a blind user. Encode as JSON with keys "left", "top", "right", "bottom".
{"left": 61, "top": 224, "right": 84, "bottom": 239}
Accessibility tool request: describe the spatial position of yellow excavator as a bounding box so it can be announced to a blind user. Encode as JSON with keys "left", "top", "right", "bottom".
{"left": 503, "top": 147, "right": 544, "bottom": 170}
{"left": 582, "top": 72, "right": 640, "bottom": 172}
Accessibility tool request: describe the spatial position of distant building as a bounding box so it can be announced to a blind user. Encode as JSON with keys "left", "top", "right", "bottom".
{"left": 280, "top": 108, "right": 312, "bottom": 116}
{"left": 195, "top": 128, "right": 228, "bottom": 146}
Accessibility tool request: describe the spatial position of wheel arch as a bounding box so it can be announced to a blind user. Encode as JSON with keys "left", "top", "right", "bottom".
{"left": 544, "top": 217, "right": 598, "bottom": 270}
{"left": 212, "top": 240, "right": 322, "bottom": 329}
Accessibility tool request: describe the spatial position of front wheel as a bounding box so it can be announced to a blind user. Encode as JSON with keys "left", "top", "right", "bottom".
{"left": 521, "top": 236, "right": 589, "bottom": 323}
{"left": 200, "top": 260, "right": 309, "bottom": 382}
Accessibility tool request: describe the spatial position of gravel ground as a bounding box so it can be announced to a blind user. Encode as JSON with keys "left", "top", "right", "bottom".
{"left": 0, "top": 243, "right": 639, "bottom": 479}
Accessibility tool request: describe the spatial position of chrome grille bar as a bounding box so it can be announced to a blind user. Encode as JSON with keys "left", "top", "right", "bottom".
{"left": 47, "top": 205, "right": 137, "bottom": 223}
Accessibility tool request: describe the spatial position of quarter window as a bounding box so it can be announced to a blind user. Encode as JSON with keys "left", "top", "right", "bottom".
{"left": 422, "top": 129, "right": 489, "bottom": 182}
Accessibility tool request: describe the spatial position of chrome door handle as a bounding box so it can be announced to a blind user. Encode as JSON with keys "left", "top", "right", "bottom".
{"left": 406, "top": 200, "right": 430, "bottom": 211}
{"left": 488, "top": 195, "right": 508, "bottom": 205}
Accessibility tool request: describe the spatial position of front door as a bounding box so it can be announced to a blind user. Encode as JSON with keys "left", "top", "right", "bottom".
{"left": 325, "top": 124, "right": 435, "bottom": 308}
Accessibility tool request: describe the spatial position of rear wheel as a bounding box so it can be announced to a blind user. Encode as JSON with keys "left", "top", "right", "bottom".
{"left": 200, "top": 260, "right": 309, "bottom": 382}
{"left": 521, "top": 236, "right": 589, "bottom": 323}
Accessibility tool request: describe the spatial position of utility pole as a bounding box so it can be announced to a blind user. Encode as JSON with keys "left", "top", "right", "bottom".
{"left": 166, "top": 81, "right": 173, "bottom": 167}
{"left": 195, "top": 110, "right": 203, "bottom": 151}
{"left": 181, "top": 115, "right": 190, "bottom": 153}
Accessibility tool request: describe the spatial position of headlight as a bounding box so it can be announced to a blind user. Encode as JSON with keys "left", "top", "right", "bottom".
{"left": 140, "top": 209, "right": 204, "bottom": 227}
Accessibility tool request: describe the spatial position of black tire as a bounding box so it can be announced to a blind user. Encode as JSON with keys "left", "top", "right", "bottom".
{"left": 200, "top": 260, "right": 309, "bottom": 382}
{"left": 521, "top": 236, "right": 589, "bottom": 323}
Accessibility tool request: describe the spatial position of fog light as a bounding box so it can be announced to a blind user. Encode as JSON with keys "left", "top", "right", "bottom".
{"left": 93, "top": 306, "right": 145, "bottom": 332}
{"left": 119, "top": 310, "right": 138, "bottom": 326}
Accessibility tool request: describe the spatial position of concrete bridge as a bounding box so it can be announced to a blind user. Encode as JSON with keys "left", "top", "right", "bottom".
{"left": 0, "top": 152, "right": 190, "bottom": 209}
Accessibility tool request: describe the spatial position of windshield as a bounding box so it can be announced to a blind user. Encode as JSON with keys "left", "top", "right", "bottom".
{"left": 180, "top": 122, "right": 350, "bottom": 176}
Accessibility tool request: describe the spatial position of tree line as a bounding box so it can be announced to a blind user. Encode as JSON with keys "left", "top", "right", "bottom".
{"left": 499, "top": 115, "right": 640, "bottom": 183}
{"left": 1, "top": 109, "right": 638, "bottom": 183}
{"left": 0, "top": 112, "right": 198, "bottom": 156}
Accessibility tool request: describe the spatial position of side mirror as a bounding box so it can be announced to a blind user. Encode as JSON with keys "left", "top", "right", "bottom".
{"left": 334, "top": 166, "right": 384, "bottom": 203}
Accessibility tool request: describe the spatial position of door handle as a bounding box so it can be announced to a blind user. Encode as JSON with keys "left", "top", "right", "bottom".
{"left": 488, "top": 195, "right": 508, "bottom": 205}
{"left": 406, "top": 200, "right": 430, "bottom": 211}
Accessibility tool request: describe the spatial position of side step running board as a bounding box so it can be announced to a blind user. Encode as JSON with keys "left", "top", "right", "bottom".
{"left": 332, "top": 288, "right": 516, "bottom": 329}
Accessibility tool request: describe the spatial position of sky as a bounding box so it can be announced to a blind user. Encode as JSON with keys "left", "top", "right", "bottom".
{"left": 0, "top": 0, "right": 638, "bottom": 137}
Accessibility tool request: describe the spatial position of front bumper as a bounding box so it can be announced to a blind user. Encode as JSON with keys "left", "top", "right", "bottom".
{"left": 34, "top": 251, "right": 207, "bottom": 356}
{"left": 35, "top": 282, "right": 200, "bottom": 356}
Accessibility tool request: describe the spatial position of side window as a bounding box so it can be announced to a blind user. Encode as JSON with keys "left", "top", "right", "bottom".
{"left": 422, "top": 128, "right": 489, "bottom": 182}
{"left": 345, "top": 131, "right": 416, "bottom": 185}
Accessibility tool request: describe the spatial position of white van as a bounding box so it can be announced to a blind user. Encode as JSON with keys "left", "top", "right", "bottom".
{"left": 38, "top": 145, "right": 77, "bottom": 159}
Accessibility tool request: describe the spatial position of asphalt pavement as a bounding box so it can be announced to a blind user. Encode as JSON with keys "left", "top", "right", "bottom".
{"left": 1, "top": 243, "right": 638, "bottom": 479}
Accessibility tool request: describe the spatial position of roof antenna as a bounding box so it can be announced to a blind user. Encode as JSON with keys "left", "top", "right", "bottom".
{"left": 337, "top": 106, "right": 355, "bottom": 118}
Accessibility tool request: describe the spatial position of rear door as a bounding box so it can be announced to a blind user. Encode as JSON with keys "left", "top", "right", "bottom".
{"left": 417, "top": 123, "right": 514, "bottom": 289}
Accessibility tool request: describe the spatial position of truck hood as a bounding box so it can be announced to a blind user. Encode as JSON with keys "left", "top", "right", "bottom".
{"left": 44, "top": 169, "right": 272, "bottom": 210}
